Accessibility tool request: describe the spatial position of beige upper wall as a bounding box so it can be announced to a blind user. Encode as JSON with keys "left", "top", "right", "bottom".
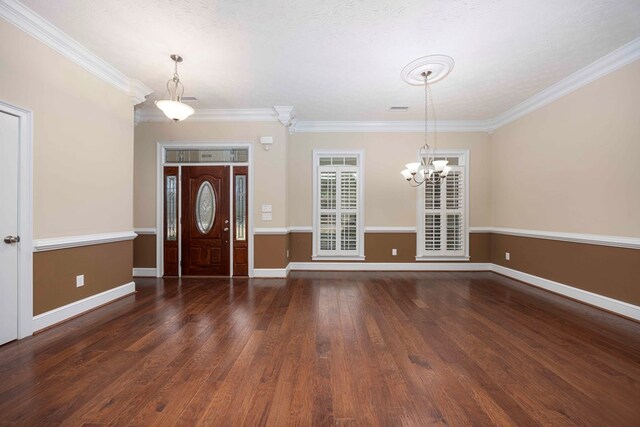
{"left": 491, "top": 60, "right": 640, "bottom": 237}
{"left": 0, "top": 20, "right": 134, "bottom": 239}
{"left": 288, "top": 132, "right": 492, "bottom": 227}
{"left": 134, "top": 121, "right": 288, "bottom": 228}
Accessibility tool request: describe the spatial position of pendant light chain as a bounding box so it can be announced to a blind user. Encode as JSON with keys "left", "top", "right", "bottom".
{"left": 428, "top": 79, "right": 437, "bottom": 152}
{"left": 400, "top": 68, "right": 450, "bottom": 186}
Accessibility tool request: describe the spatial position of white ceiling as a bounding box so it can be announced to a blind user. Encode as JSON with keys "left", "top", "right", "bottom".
{"left": 21, "top": 0, "right": 640, "bottom": 120}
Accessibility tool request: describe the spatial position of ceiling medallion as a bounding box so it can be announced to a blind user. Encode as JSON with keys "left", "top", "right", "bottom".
{"left": 400, "top": 55, "right": 455, "bottom": 187}
{"left": 401, "top": 54, "right": 455, "bottom": 86}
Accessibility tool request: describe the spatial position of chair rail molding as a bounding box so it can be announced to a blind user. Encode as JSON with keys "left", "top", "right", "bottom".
{"left": 489, "top": 227, "right": 640, "bottom": 250}
{"left": 33, "top": 231, "right": 138, "bottom": 252}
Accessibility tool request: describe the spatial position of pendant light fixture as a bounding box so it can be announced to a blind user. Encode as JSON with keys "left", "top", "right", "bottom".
{"left": 155, "top": 54, "right": 195, "bottom": 122}
{"left": 400, "top": 55, "right": 454, "bottom": 187}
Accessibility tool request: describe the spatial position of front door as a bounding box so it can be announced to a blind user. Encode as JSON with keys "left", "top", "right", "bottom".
{"left": 0, "top": 111, "right": 20, "bottom": 345}
{"left": 181, "top": 166, "right": 230, "bottom": 276}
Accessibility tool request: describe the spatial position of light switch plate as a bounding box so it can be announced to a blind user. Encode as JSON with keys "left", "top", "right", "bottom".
{"left": 261, "top": 212, "right": 273, "bottom": 221}
{"left": 392, "top": 249, "right": 397, "bottom": 256}
{"left": 261, "top": 204, "right": 272, "bottom": 213}
{"left": 76, "top": 274, "right": 84, "bottom": 287}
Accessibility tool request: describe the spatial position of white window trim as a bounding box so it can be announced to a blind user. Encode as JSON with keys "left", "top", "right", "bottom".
{"left": 416, "top": 149, "right": 470, "bottom": 261}
{"left": 312, "top": 150, "right": 365, "bottom": 260}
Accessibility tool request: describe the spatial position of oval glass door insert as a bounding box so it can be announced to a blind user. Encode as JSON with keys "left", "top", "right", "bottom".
{"left": 195, "top": 181, "right": 216, "bottom": 234}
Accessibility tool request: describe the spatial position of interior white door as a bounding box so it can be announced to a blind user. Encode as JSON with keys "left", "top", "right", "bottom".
{"left": 0, "top": 111, "right": 19, "bottom": 346}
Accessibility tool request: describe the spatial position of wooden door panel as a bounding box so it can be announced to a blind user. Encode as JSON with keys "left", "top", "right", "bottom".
{"left": 182, "top": 166, "right": 230, "bottom": 276}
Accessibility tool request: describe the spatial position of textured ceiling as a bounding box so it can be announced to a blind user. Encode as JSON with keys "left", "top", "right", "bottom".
{"left": 22, "top": 0, "right": 640, "bottom": 120}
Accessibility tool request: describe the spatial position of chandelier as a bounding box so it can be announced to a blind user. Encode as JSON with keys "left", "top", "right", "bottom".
{"left": 155, "top": 54, "right": 195, "bottom": 122}
{"left": 400, "top": 55, "right": 454, "bottom": 187}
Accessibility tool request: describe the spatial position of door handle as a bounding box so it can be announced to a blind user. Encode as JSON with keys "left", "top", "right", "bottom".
{"left": 223, "top": 227, "right": 229, "bottom": 232}
{"left": 4, "top": 235, "right": 20, "bottom": 244}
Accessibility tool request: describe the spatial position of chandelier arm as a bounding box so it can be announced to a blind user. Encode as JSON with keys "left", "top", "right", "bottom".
{"left": 176, "top": 80, "right": 185, "bottom": 101}
{"left": 166, "top": 79, "right": 174, "bottom": 100}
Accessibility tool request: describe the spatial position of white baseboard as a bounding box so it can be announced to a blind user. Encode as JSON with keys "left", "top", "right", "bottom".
{"left": 254, "top": 267, "right": 289, "bottom": 278}
{"left": 490, "top": 265, "right": 640, "bottom": 321}
{"left": 288, "top": 262, "right": 492, "bottom": 271}
{"left": 283, "top": 261, "right": 639, "bottom": 320}
{"left": 33, "top": 282, "right": 136, "bottom": 332}
{"left": 133, "top": 268, "right": 157, "bottom": 277}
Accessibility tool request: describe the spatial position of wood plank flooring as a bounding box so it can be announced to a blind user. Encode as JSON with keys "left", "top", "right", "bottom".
{"left": 1, "top": 271, "right": 639, "bottom": 426}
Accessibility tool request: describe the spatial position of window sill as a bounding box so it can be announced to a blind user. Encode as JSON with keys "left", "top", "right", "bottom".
{"left": 415, "top": 256, "right": 470, "bottom": 262}
{"left": 312, "top": 255, "right": 366, "bottom": 261}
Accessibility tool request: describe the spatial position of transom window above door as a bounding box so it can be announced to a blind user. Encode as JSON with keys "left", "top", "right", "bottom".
{"left": 165, "top": 148, "right": 248, "bottom": 163}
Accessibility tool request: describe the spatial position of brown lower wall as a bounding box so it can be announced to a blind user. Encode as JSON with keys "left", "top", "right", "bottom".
{"left": 34, "top": 240, "right": 133, "bottom": 315}
{"left": 134, "top": 232, "right": 490, "bottom": 268}
{"left": 132, "top": 233, "right": 292, "bottom": 269}
{"left": 132, "top": 230, "right": 640, "bottom": 308}
{"left": 254, "top": 234, "right": 289, "bottom": 268}
{"left": 290, "top": 232, "right": 491, "bottom": 263}
{"left": 490, "top": 234, "right": 640, "bottom": 306}
{"left": 134, "top": 234, "right": 156, "bottom": 268}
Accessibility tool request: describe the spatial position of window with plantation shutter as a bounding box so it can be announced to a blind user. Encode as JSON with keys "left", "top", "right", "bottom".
{"left": 313, "top": 151, "right": 364, "bottom": 260}
{"left": 417, "top": 151, "right": 469, "bottom": 260}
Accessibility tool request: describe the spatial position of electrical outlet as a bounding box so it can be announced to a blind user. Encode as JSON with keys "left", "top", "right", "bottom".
{"left": 392, "top": 248, "right": 397, "bottom": 256}
{"left": 505, "top": 252, "right": 510, "bottom": 261}
{"left": 76, "top": 274, "right": 84, "bottom": 287}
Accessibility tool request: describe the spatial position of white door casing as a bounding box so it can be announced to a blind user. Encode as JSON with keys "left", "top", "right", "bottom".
{"left": 0, "top": 101, "right": 33, "bottom": 341}
{"left": 0, "top": 111, "right": 19, "bottom": 345}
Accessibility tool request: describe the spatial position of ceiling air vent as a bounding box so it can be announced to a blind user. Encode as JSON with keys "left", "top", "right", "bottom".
{"left": 181, "top": 96, "right": 198, "bottom": 102}
{"left": 389, "top": 106, "right": 409, "bottom": 111}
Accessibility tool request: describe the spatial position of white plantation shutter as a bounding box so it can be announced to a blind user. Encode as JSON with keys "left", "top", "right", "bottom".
{"left": 424, "top": 179, "right": 442, "bottom": 251}
{"left": 319, "top": 171, "right": 337, "bottom": 251}
{"left": 314, "top": 153, "right": 363, "bottom": 258}
{"left": 445, "top": 170, "right": 464, "bottom": 254}
{"left": 418, "top": 153, "right": 468, "bottom": 258}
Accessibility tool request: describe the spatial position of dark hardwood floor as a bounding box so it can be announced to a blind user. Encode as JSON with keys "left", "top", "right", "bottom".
{"left": 1, "top": 272, "right": 639, "bottom": 426}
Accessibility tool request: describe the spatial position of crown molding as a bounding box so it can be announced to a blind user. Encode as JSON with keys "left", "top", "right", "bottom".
{"left": 290, "top": 120, "right": 492, "bottom": 133}
{"left": 488, "top": 36, "right": 640, "bottom": 131}
{"left": 136, "top": 107, "right": 287, "bottom": 123}
{"left": 273, "top": 106, "right": 296, "bottom": 127}
{"left": 129, "top": 79, "right": 152, "bottom": 105}
{"left": 138, "top": 36, "right": 638, "bottom": 129}
{"left": 0, "top": 0, "right": 152, "bottom": 105}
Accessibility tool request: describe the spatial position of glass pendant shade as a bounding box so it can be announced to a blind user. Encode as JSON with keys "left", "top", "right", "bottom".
{"left": 433, "top": 160, "right": 448, "bottom": 172}
{"left": 401, "top": 169, "right": 412, "bottom": 180}
{"left": 405, "top": 162, "right": 421, "bottom": 174}
{"left": 441, "top": 165, "right": 452, "bottom": 177}
{"left": 155, "top": 100, "right": 194, "bottom": 122}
